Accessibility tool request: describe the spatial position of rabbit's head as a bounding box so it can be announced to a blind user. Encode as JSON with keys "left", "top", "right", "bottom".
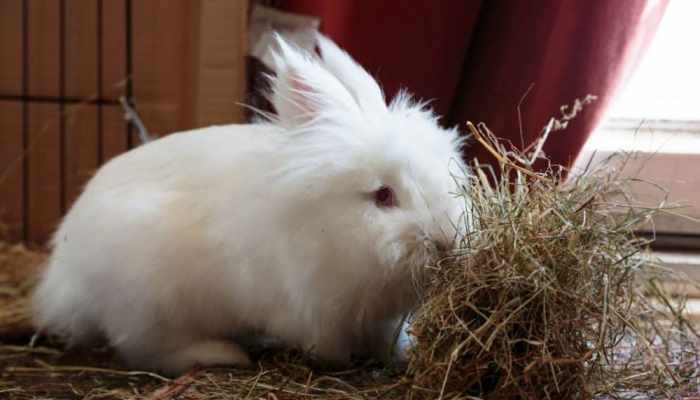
{"left": 266, "top": 34, "right": 468, "bottom": 306}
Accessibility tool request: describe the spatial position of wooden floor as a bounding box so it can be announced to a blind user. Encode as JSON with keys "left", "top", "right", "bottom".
{"left": 656, "top": 251, "right": 700, "bottom": 321}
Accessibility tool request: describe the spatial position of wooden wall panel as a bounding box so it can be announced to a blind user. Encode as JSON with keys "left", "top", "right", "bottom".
{"left": 0, "top": 0, "right": 22, "bottom": 95}
{"left": 64, "top": 0, "right": 100, "bottom": 211}
{"left": 28, "top": 0, "right": 60, "bottom": 97}
{"left": 575, "top": 149, "right": 700, "bottom": 235}
{"left": 101, "top": 0, "right": 127, "bottom": 100}
{"left": 25, "top": 2, "right": 62, "bottom": 242}
{"left": 0, "top": 102, "right": 23, "bottom": 240}
{"left": 66, "top": 0, "right": 98, "bottom": 99}
{"left": 64, "top": 105, "right": 98, "bottom": 207}
{"left": 0, "top": 0, "right": 249, "bottom": 243}
{"left": 102, "top": 105, "right": 128, "bottom": 162}
{"left": 26, "top": 103, "right": 61, "bottom": 243}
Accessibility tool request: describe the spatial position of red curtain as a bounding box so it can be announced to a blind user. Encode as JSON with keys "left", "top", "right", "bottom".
{"left": 278, "top": 0, "right": 668, "bottom": 169}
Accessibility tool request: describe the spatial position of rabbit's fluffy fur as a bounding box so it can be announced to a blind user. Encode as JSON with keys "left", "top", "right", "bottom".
{"left": 33, "top": 34, "right": 468, "bottom": 375}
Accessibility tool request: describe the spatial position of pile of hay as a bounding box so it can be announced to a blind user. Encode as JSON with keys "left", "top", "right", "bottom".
{"left": 407, "top": 122, "right": 699, "bottom": 399}
{"left": 0, "top": 239, "right": 45, "bottom": 340}
{"left": 1, "top": 120, "right": 698, "bottom": 399}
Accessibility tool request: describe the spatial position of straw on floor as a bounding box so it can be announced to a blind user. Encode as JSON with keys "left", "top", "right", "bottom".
{"left": 1, "top": 117, "right": 698, "bottom": 399}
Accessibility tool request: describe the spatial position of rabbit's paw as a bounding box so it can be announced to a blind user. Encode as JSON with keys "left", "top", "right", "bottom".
{"left": 159, "top": 340, "right": 252, "bottom": 375}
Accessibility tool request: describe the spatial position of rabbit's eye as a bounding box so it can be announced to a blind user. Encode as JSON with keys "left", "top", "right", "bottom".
{"left": 374, "top": 186, "right": 397, "bottom": 208}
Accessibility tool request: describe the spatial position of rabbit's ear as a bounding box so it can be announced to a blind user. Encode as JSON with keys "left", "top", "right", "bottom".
{"left": 316, "top": 34, "right": 387, "bottom": 113}
{"left": 270, "top": 34, "right": 360, "bottom": 128}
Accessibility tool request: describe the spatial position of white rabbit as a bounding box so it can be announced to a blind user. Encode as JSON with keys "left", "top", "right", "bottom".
{"left": 32, "top": 34, "right": 468, "bottom": 375}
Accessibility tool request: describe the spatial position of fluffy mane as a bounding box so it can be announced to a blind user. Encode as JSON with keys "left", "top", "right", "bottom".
{"left": 256, "top": 34, "right": 465, "bottom": 187}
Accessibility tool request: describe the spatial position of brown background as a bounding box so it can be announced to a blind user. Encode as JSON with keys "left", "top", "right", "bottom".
{"left": 0, "top": 0, "right": 248, "bottom": 243}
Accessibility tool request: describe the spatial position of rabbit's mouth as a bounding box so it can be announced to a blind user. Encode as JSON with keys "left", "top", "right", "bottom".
{"left": 358, "top": 234, "right": 448, "bottom": 332}
{"left": 377, "top": 224, "right": 455, "bottom": 296}
{"left": 382, "top": 235, "right": 443, "bottom": 296}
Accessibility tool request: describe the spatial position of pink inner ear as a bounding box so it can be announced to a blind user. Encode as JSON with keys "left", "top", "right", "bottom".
{"left": 288, "top": 74, "right": 318, "bottom": 119}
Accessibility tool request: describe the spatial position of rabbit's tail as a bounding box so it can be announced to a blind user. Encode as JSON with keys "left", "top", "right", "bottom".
{"left": 32, "top": 260, "right": 100, "bottom": 345}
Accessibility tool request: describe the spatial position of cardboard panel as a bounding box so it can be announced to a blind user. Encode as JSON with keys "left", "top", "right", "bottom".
{"left": 0, "top": 101, "right": 24, "bottom": 240}
{"left": 64, "top": 105, "right": 98, "bottom": 207}
{"left": 0, "top": 0, "right": 22, "bottom": 95}
{"left": 26, "top": 103, "right": 61, "bottom": 243}
{"left": 66, "top": 0, "right": 98, "bottom": 99}
{"left": 128, "top": 0, "right": 248, "bottom": 140}
{"left": 28, "top": 0, "right": 60, "bottom": 97}
{"left": 131, "top": 0, "right": 189, "bottom": 139}
{"left": 190, "top": 0, "right": 248, "bottom": 126}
